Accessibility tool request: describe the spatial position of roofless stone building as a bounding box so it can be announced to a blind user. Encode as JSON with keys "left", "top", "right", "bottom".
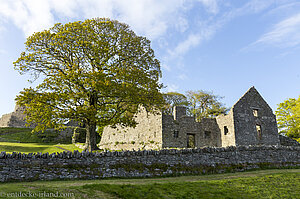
{"left": 100, "top": 87, "right": 280, "bottom": 150}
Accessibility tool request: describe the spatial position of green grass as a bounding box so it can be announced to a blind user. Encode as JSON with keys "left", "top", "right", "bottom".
{"left": 0, "top": 127, "right": 36, "bottom": 142}
{"left": 0, "top": 142, "right": 83, "bottom": 154}
{"left": 0, "top": 127, "right": 71, "bottom": 143}
{"left": 0, "top": 169, "right": 298, "bottom": 199}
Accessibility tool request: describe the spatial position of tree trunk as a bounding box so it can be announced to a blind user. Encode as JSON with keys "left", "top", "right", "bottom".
{"left": 84, "top": 122, "right": 100, "bottom": 152}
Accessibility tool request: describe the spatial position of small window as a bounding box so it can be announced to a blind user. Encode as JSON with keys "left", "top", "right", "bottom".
{"left": 256, "top": 124, "right": 262, "bottom": 140}
{"left": 204, "top": 131, "right": 211, "bottom": 139}
{"left": 224, "top": 126, "right": 229, "bottom": 135}
{"left": 253, "top": 109, "right": 258, "bottom": 117}
{"left": 173, "top": 130, "right": 179, "bottom": 138}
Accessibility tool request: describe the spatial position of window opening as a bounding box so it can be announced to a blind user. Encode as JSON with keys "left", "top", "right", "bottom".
{"left": 253, "top": 109, "right": 258, "bottom": 117}
{"left": 256, "top": 125, "right": 262, "bottom": 140}
{"left": 204, "top": 131, "right": 211, "bottom": 139}
{"left": 224, "top": 126, "right": 229, "bottom": 135}
{"left": 173, "top": 130, "right": 179, "bottom": 138}
{"left": 187, "top": 134, "right": 195, "bottom": 148}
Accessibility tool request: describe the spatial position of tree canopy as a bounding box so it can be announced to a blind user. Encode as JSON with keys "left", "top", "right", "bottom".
{"left": 162, "top": 92, "right": 189, "bottom": 115}
{"left": 275, "top": 96, "right": 300, "bottom": 141}
{"left": 186, "top": 90, "right": 227, "bottom": 121}
{"left": 162, "top": 90, "right": 227, "bottom": 121}
{"left": 14, "top": 18, "right": 164, "bottom": 151}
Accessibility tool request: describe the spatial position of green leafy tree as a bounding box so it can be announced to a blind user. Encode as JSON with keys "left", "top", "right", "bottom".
{"left": 163, "top": 92, "right": 189, "bottom": 114}
{"left": 275, "top": 96, "right": 300, "bottom": 141}
{"left": 186, "top": 90, "right": 227, "bottom": 121}
{"left": 14, "top": 18, "right": 164, "bottom": 151}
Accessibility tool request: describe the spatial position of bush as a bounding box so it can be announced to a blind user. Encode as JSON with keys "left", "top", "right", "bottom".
{"left": 72, "top": 127, "right": 102, "bottom": 144}
{"left": 72, "top": 127, "right": 86, "bottom": 143}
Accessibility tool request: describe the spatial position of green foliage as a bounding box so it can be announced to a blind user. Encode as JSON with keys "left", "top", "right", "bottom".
{"left": 163, "top": 92, "right": 189, "bottom": 115}
{"left": 186, "top": 90, "right": 228, "bottom": 121}
{"left": 13, "top": 18, "right": 164, "bottom": 151}
{"left": 276, "top": 96, "right": 300, "bottom": 139}
{"left": 72, "top": 127, "right": 87, "bottom": 143}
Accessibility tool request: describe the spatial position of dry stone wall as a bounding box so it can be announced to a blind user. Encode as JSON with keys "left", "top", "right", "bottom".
{"left": 279, "top": 135, "right": 300, "bottom": 146}
{"left": 0, "top": 146, "right": 299, "bottom": 182}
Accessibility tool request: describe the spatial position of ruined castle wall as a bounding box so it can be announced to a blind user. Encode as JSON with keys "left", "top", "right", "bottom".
{"left": 162, "top": 115, "right": 221, "bottom": 148}
{"left": 162, "top": 115, "right": 201, "bottom": 148}
{"left": 199, "top": 118, "right": 221, "bottom": 147}
{"left": 233, "top": 87, "right": 279, "bottom": 146}
{"left": 100, "top": 107, "right": 163, "bottom": 150}
{"left": 0, "top": 146, "right": 299, "bottom": 182}
{"left": 216, "top": 109, "right": 236, "bottom": 147}
{"left": 0, "top": 105, "right": 27, "bottom": 128}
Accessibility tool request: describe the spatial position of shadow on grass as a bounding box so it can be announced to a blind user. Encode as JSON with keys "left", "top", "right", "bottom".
{"left": 0, "top": 144, "right": 52, "bottom": 153}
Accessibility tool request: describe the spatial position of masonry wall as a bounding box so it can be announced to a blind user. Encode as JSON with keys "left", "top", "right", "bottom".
{"left": 216, "top": 109, "right": 236, "bottom": 147}
{"left": 233, "top": 87, "right": 279, "bottom": 146}
{"left": 162, "top": 112, "right": 221, "bottom": 148}
{"left": 100, "top": 107, "right": 163, "bottom": 150}
{"left": 0, "top": 146, "right": 299, "bottom": 182}
{"left": 0, "top": 105, "right": 27, "bottom": 128}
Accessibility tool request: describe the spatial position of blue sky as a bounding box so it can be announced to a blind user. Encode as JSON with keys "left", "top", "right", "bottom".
{"left": 0, "top": 0, "right": 299, "bottom": 117}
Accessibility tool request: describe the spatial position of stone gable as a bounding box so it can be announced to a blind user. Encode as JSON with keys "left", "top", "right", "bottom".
{"left": 100, "top": 87, "right": 281, "bottom": 150}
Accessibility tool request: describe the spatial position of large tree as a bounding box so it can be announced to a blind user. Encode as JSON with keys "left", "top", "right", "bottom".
{"left": 162, "top": 92, "right": 189, "bottom": 115}
{"left": 14, "top": 18, "right": 164, "bottom": 151}
{"left": 186, "top": 90, "right": 227, "bottom": 121}
{"left": 275, "top": 96, "right": 300, "bottom": 141}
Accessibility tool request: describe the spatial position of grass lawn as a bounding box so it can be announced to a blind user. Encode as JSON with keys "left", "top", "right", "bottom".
{"left": 0, "top": 142, "right": 84, "bottom": 154}
{"left": 0, "top": 169, "right": 299, "bottom": 199}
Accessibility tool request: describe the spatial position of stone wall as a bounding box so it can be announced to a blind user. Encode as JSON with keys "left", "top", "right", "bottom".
{"left": 100, "top": 107, "right": 163, "bottom": 150}
{"left": 161, "top": 110, "right": 221, "bottom": 148}
{"left": 232, "top": 87, "right": 279, "bottom": 146}
{"left": 216, "top": 109, "right": 236, "bottom": 147}
{"left": 0, "top": 146, "right": 299, "bottom": 182}
{"left": 0, "top": 105, "right": 28, "bottom": 128}
{"left": 279, "top": 135, "right": 300, "bottom": 146}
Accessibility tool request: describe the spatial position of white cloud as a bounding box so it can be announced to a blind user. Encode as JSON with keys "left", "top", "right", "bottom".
{"left": 0, "top": 0, "right": 224, "bottom": 40}
{"left": 198, "top": 0, "right": 219, "bottom": 14}
{"left": 166, "top": 84, "right": 179, "bottom": 92}
{"left": 0, "top": 0, "right": 54, "bottom": 37}
{"left": 0, "top": 0, "right": 190, "bottom": 40}
{"left": 161, "top": 64, "right": 171, "bottom": 71}
{"left": 175, "top": 16, "right": 189, "bottom": 33}
{"left": 178, "top": 74, "right": 187, "bottom": 80}
{"left": 253, "top": 12, "right": 300, "bottom": 48}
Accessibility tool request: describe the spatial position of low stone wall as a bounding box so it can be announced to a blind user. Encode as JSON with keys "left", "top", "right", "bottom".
{"left": 279, "top": 135, "right": 300, "bottom": 146}
{"left": 0, "top": 145, "right": 299, "bottom": 182}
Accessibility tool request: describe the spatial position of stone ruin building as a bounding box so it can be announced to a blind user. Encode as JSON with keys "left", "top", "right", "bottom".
{"left": 0, "top": 105, "right": 28, "bottom": 128}
{"left": 100, "top": 87, "right": 281, "bottom": 150}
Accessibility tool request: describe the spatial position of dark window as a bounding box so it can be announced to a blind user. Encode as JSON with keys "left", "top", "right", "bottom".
{"left": 173, "top": 130, "right": 179, "bottom": 138}
{"left": 256, "top": 125, "right": 262, "bottom": 140}
{"left": 204, "top": 131, "right": 211, "bottom": 139}
{"left": 253, "top": 109, "right": 258, "bottom": 117}
{"left": 224, "top": 126, "right": 229, "bottom": 135}
{"left": 187, "top": 134, "right": 195, "bottom": 148}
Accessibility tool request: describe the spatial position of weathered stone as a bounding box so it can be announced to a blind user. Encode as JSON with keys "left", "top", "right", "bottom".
{"left": 0, "top": 145, "right": 297, "bottom": 182}
{"left": 279, "top": 135, "right": 300, "bottom": 146}
{"left": 100, "top": 87, "right": 281, "bottom": 151}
